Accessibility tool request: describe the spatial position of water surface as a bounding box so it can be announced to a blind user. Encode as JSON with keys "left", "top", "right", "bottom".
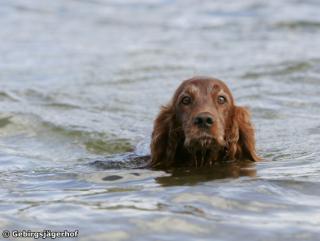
{"left": 1, "top": 0, "right": 320, "bottom": 240}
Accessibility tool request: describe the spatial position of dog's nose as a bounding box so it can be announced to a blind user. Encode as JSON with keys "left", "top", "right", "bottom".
{"left": 193, "top": 113, "right": 214, "bottom": 128}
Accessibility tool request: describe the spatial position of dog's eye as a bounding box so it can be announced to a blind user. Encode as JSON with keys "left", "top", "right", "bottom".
{"left": 218, "top": 96, "right": 227, "bottom": 104}
{"left": 181, "top": 96, "right": 192, "bottom": 105}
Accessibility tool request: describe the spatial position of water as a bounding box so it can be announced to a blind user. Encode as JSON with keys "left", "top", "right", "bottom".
{"left": 1, "top": 0, "right": 320, "bottom": 240}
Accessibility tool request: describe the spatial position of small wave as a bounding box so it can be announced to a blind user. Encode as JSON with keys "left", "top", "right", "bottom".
{"left": 89, "top": 153, "right": 150, "bottom": 169}
{"left": 275, "top": 20, "right": 320, "bottom": 30}
{"left": 0, "top": 91, "right": 20, "bottom": 102}
{"left": 242, "top": 61, "right": 313, "bottom": 79}
{"left": 0, "top": 116, "right": 12, "bottom": 129}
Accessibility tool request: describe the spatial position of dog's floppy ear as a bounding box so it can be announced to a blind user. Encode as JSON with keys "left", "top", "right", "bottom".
{"left": 150, "top": 104, "right": 178, "bottom": 168}
{"left": 226, "top": 106, "right": 260, "bottom": 162}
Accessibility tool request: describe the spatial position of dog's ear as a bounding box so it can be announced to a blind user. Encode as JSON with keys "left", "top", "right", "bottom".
{"left": 150, "top": 104, "right": 178, "bottom": 168}
{"left": 226, "top": 106, "right": 260, "bottom": 161}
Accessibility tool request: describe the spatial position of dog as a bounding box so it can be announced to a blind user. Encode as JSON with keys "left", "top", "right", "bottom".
{"left": 149, "top": 76, "right": 260, "bottom": 169}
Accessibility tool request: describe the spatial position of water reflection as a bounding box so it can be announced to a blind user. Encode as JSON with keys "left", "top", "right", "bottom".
{"left": 155, "top": 161, "right": 256, "bottom": 187}
{"left": 93, "top": 156, "right": 256, "bottom": 187}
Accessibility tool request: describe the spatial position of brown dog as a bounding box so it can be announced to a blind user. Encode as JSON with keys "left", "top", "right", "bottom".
{"left": 149, "top": 76, "right": 260, "bottom": 169}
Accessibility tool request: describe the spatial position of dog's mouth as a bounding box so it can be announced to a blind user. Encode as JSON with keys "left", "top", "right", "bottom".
{"left": 185, "top": 133, "right": 220, "bottom": 149}
{"left": 184, "top": 134, "right": 224, "bottom": 167}
{"left": 191, "top": 136, "right": 214, "bottom": 149}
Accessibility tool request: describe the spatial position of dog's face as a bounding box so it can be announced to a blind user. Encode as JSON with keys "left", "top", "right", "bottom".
{"left": 150, "top": 76, "right": 259, "bottom": 168}
{"left": 174, "top": 78, "right": 234, "bottom": 154}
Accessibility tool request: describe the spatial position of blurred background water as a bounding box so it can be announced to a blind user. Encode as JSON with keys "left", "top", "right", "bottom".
{"left": 1, "top": 0, "right": 320, "bottom": 240}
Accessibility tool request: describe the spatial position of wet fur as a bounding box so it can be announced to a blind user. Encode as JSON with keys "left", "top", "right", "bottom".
{"left": 149, "top": 76, "right": 260, "bottom": 169}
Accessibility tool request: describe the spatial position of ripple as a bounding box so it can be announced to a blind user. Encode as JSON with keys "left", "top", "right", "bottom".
{"left": 275, "top": 21, "right": 320, "bottom": 30}
{"left": 0, "top": 116, "right": 12, "bottom": 129}
{"left": 44, "top": 102, "right": 81, "bottom": 110}
{"left": 90, "top": 154, "right": 149, "bottom": 169}
{"left": 134, "top": 217, "right": 209, "bottom": 234}
{"left": 252, "top": 107, "right": 283, "bottom": 120}
{"left": 85, "top": 139, "right": 133, "bottom": 155}
{"left": 0, "top": 91, "right": 20, "bottom": 101}
{"left": 242, "top": 61, "right": 313, "bottom": 79}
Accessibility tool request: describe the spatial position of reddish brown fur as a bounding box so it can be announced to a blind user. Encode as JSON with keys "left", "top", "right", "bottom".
{"left": 150, "top": 76, "right": 260, "bottom": 169}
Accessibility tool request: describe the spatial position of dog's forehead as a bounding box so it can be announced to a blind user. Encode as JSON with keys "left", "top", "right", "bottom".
{"left": 183, "top": 84, "right": 201, "bottom": 95}
{"left": 183, "top": 79, "right": 228, "bottom": 95}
